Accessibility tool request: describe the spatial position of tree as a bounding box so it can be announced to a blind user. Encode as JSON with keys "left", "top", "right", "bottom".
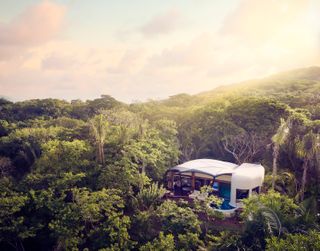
{"left": 139, "top": 232, "right": 175, "bottom": 251}
{"left": 134, "top": 182, "right": 166, "bottom": 211}
{"left": 156, "top": 200, "right": 201, "bottom": 237}
{"left": 241, "top": 191, "right": 300, "bottom": 249}
{"left": 264, "top": 171, "right": 298, "bottom": 198}
{"left": 0, "top": 126, "right": 65, "bottom": 177}
{"left": 97, "top": 163, "right": 136, "bottom": 194}
{"left": 89, "top": 114, "right": 109, "bottom": 164}
{"left": 44, "top": 117, "right": 89, "bottom": 141}
{"left": 192, "top": 186, "right": 223, "bottom": 235}
{"left": 295, "top": 131, "right": 320, "bottom": 201}
{"left": 242, "top": 191, "right": 299, "bottom": 229}
{"left": 178, "top": 98, "right": 288, "bottom": 164}
{"left": 5, "top": 99, "right": 71, "bottom": 121}
{"left": 86, "top": 95, "right": 123, "bottom": 117}
{"left": 222, "top": 98, "right": 288, "bottom": 164}
{"left": 222, "top": 131, "right": 269, "bottom": 164}
{"left": 280, "top": 109, "right": 320, "bottom": 202}
{"left": 33, "top": 139, "right": 92, "bottom": 175}
{"left": 266, "top": 230, "right": 320, "bottom": 251}
{"left": 130, "top": 209, "right": 159, "bottom": 244}
{"left": 177, "top": 232, "right": 204, "bottom": 251}
{"left": 0, "top": 120, "right": 14, "bottom": 137}
{"left": 48, "top": 188, "right": 132, "bottom": 250}
{"left": 271, "top": 118, "right": 290, "bottom": 189}
{"left": 206, "top": 231, "right": 244, "bottom": 251}
{"left": 26, "top": 172, "right": 132, "bottom": 251}
{"left": 178, "top": 116, "right": 205, "bottom": 161}
{"left": 103, "top": 108, "right": 142, "bottom": 146}
{"left": 0, "top": 157, "right": 12, "bottom": 177}
{"left": 0, "top": 179, "right": 35, "bottom": 251}
{"left": 153, "top": 119, "right": 180, "bottom": 168}
{"left": 122, "top": 126, "right": 177, "bottom": 181}
{"left": 178, "top": 105, "right": 228, "bottom": 161}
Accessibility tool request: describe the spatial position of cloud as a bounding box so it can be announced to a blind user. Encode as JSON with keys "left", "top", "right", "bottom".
{"left": 139, "top": 9, "right": 182, "bottom": 37}
{"left": 220, "top": 0, "right": 310, "bottom": 44}
{"left": 42, "top": 54, "right": 77, "bottom": 71}
{"left": 0, "top": 40, "right": 128, "bottom": 101}
{"left": 0, "top": 0, "right": 319, "bottom": 103}
{"left": 107, "top": 48, "right": 147, "bottom": 74}
{"left": 146, "top": 33, "right": 213, "bottom": 69}
{"left": 0, "top": 1, "right": 66, "bottom": 60}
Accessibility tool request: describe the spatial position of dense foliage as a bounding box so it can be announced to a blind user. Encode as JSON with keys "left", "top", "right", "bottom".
{"left": 0, "top": 67, "right": 319, "bottom": 250}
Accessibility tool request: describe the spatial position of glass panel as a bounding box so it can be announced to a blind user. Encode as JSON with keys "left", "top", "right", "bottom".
{"left": 219, "top": 183, "right": 231, "bottom": 200}
{"left": 212, "top": 181, "right": 219, "bottom": 191}
{"left": 252, "top": 186, "right": 260, "bottom": 194}
{"left": 195, "top": 178, "right": 203, "bottom": 190}
{"left": 236, "top": 189, "right": 249, "bottom": 200}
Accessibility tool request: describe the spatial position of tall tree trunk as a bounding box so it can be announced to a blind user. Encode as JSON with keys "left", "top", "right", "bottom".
{"left": 272, "top": 144, "right": 279, "bottom": 189}
{"left": 141, "top": 161, "right": 146, "bottom": 174}
{"left": 100, "top": 142, "right": 105, "bottom": 163}
{"left": 97, "top": 143, "right": 101, "bottom": 163}
{"left": 300, "top": 160, "right": 309, "bottom": 201}
{"left": 97, "top": 142, "right": 105, "bottom": 164}
{"left": 18, "top": 239, "right": 25, "bottom": 251}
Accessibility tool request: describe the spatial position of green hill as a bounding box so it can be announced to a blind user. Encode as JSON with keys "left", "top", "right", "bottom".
{"left": 197, "top": 66, "right": 320, "bottom": 102}
{"left": 154, "top": 66, "right": 320, "bottom": 119}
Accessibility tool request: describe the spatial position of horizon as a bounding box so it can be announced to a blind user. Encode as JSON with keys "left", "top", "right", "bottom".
{"left": 1, "top": 0, "right": 320, "bottom": 103}
{"left": 1, "top": 65, "right": 320, "bottom": 103}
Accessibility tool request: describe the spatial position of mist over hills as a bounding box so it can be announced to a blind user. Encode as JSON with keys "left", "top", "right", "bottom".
{"left": 197, "top": 66, "right": 320, "bottom": 99}
{"left": 2, "top": 66, "right": 320, "bottom": 106}
{"left": 1, "top": 66, "right": 320, "bottom": 120}
{"left": 156, "top": 66, "right": 320, "bottom": 110}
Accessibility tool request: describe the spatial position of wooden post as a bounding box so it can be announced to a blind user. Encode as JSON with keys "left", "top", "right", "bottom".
{"left": 170, "top": 171, "right": 174, "bottom": 190}
{"left": 211, "top": 177, "right": 215, "bottom": 193}
{"left": 179, "top": 174, "right": 182, "bottom": 196}
{"left": 192, "top": 172, "right": 195, "bottom": 192}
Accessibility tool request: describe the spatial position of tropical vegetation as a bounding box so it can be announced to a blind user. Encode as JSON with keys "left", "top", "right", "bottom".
{"left": 0, "top": 67, "right": 319, "bottom": 250}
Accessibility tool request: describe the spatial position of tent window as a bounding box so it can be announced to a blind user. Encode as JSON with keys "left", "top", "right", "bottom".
{"left": 181, "top": 177, "right": 191, "bottom": 187}
{"left": 212, "top": 181, "right": 219, "bottom": 191}
{"left": 236, "top": 189, "right": 249, "bottom": 201}
{"left": 252, "top": 186, "right": 260, "bottom": 194}
{"left": 195, "top": 179, "right": 201, "bottom": 190}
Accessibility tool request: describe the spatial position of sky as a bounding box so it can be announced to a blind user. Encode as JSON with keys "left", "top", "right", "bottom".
{"left": 0, "top": 0, "right": 319, "bottom": 103}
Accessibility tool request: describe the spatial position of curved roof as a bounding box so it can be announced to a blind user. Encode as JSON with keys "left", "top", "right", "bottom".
{"left": 231, "top": 163, "right": 265, "bottom": 188}
{"left": 169, "top": 159, "right": 265, "bottom": 179}
{"left": 170, "top": 159, "right": 238, "bottom": 177}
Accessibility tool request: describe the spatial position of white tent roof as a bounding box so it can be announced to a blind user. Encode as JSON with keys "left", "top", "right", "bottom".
{"left": 169, "top": 159, "right": 264, "bottom": 178}
{"left": 170, "top": 159, "right": 238, "bottom": 177}
{"left": 231, "top": 163, "right": 265, "bottom": 187}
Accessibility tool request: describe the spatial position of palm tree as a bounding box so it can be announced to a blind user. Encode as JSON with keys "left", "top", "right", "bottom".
{"left": 269, "top": 171, "right": 298, "bottom": 198}
{"left": 295, "top": 132, "right": 320, "bottom": 201}
{"left": 271, "top": 118, "right": 290, "bottom": 189}
{"left": 244, "top": 200, "right": 282, "bottom": 238}
{"left": 135, "top": 182, "right": 166, "bottom": 210}
{"left": 89, "top": 114, "right": 108, "bottom": 164}
{"left": 0, "top": 157, "right": 12, "bottom": 177}
{"left": 259, "top": 205, "right": 282, "bottom": 237}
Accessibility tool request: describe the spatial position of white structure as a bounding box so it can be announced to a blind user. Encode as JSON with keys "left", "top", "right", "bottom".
{"left": 230, "top": 163, "right": 265, "bottom": 207}
{"left": 166, "top": 159, "right": 265, "bottom": 209}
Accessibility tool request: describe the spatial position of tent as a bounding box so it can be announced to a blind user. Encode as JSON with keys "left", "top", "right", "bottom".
{"left": 166, "top": 159, "right": 265, "bottom": 207}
